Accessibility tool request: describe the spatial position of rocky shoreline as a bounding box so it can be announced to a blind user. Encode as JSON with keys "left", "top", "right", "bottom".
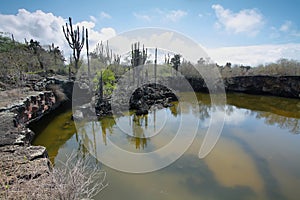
{"left": 78, "top": 76, "right": 300, "bottom": 122}
{"left": 0, "top": 76, "right": 73, "bottom": 198}
{"left": 187, "top": 75, "right": 300, "bottom": 99}
{"left": 93, "top": 83, "right": 178, "bottom": 117}
{"left": 0, "top": 75, "right": 299, "bottom": 198}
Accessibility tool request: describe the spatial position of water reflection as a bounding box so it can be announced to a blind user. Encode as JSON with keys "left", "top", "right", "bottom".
{"left": 31, "top": 108, "right": 76, "bottom": 162}
{"left": 255, "top": 112, "right": 300, "bottom": 134}
{"left": 226, "top": 93, "right": 300, "bottom": 134}
{"left": 33, "top": 92, "right": 300, "bottom": 159}
{"left": 170, "top": 154, "right": 257, "bottom": 200}
{"left": 32, "top": 92, "right": 300, "bottom": 200}
{"left": 100, "top": 116, "right": 116, "bottom": 145}
{"left": 204, "top": 138, "right": 266, "bottom": 198}
{"left": 129, "top": 114, "right": 148, "bottom": 149}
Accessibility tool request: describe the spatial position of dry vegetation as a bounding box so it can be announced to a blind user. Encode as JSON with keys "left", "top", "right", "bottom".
{"left": 218, "top": 58, "right": 300, "bottom": 77}
{"left": 0, "top": 33, "right": 66, "bottom": 90}
{"left": 1, "top": 152, "right": 107, "bottom": 200}
{"left": 47, "top": 84, "right": 68, "bottom": 102}
{"left": 175, "top": 58, "right": 300, "bottom": 79}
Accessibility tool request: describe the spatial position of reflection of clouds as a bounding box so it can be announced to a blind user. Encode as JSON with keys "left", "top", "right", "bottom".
{"left": 76, "top": 91, "right": 300, "bottom": 173}
{"left": 57, "top": 92, "right": 300, "bottom": 198}
{"left": 228, "top": 117, "right": 300, "bottom": 199}
{"left": 204, "top": 137, "right": 266, "bottom": 198}
{"left": 161, "top": 154, "right": 257, "bottom": 200}
{"left": 225, "top": 107, "right": 247, "bottom": 125}
{"left": 202, "top": 106, "right": 247, "bottom": 128}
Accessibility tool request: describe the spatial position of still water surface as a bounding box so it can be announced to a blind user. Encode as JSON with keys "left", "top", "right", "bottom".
{"left": 33, "top": 93, "right": 300, "bottom": 200}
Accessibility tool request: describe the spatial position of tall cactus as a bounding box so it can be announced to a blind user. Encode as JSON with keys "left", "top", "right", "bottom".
{"left": 171, "top": 54, "right": 181, "bottom": 76}
{"left": 131, "top": 42, "right": 147, "bottom": 85}
{"left": 62, "top": 17, "right": 85, "bottom": 71}
{"left": 154, "top": 48, "right": 157, "bottom": 86}
{"left": 93, "top": 41, "right": 114, "bottom": 65}
{"left": 131, "top": 42, "right": 147, "bottom": 67}
{"left": 86, "top": 29, "right": 91, "bottom": 89}
{"left": 164, "top": 53, "right": 170, "bottom": 65}
{"left": 99, "top": 71, "right": 103, "bottom": 101}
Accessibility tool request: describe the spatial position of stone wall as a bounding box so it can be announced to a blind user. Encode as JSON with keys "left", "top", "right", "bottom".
{"left": 0, "top": 77, "right": 73, "bottom": 198}
{"left": 185, "top": 76, "right": 300, "bottom": 99}
{"left": 223, "top": 76, "right": 300, "bottom": 98}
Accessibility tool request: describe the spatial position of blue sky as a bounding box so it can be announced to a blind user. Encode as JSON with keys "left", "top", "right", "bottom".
{"left": 1, "top": 0, "right": 300, "bottom": 65}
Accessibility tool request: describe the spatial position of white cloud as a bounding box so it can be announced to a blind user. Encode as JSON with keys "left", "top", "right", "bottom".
{"left": 269, "top": 21, "right": 300, "bottom": 39}
{"left": 199, "top": 12, "right": 212, "bottom": 18}
{"left": 280, "top": 21, "right": 292, "bottom": 32}
{"left": 207, "top": 43, "right": 300, "bottom": 66}
{"left": 291, "top": 32, "right": 300, "bottom": 37}
{"left": 269, "top": 26, "right": 280, "bottom": 39}
{"left": 165, "top": 10, "right": 187, "bottom": 22}
{"left": 75, "top": 20, "right": 116, "bottom": 51}
{"left": 0, "top": 9, "right": 67, "bottom": 52}
{"left": 0, "top": 9, "right": 116, "bottom": 57}
{"left": 212, "top": 4, "right": 264, "bottom": 36}
{"left": 106, "top": 29, "right": 300, "bottom": 67}
{"left": 133, "top": 9, "right": 187, "bottom": 23}
{"left": 90, "top": 15, "right": 97, "bottom": 23}
{"left": 278, "top": 20, "right": 300, "bottom": 37}
{"left": 75, "top": 20, "right": 95, "bottom": 29}
{"left": 88, "top": 27, "right": 116, "bottom": 49}
{"left": 100, "top": 11, "right": 111, "bottom": 19}
{"left": 133, "top": 12, "right": 151, "bottom": 22}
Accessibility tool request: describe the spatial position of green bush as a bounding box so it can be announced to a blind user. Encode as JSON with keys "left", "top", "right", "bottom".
{"left": 93, "top": 69, "right": 116, "bottom": 96}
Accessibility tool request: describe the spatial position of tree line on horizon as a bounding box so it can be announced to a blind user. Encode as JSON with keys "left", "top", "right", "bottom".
{"left": 1, "top": 21, "right": 300, "bottom": 91}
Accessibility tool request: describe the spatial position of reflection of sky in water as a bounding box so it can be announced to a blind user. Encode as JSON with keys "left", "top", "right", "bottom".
{"left": 201, "top": 106, "right": 248, "bottom": 128}
{"left": 33, "top": 93, "right": 300, "bottom": 200}
{"left": 77, "top": 100, "right": 201, "bottom": 173}
{"left": 116, "top": 109, "right": 169, "bottom": 138}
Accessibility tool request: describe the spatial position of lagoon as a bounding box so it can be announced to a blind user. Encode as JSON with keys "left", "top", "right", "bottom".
{"left": 32, "top": 92, "right": 300, "bottom": 200}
